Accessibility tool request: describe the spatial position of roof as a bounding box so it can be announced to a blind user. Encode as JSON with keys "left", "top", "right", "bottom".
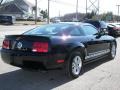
{"left": 14, "top": 0, "right": 34, "bottom": 8}
{"left": 49, "top": 22, "right": 93, "bottom": 28}
{"left": 0, "top": 0, "right": 34, "bottom": 14}
{"left": 59, "top": 22, "right": 91, "bottom": 26}
{"left": 0, "top": 2, "right": 24, "bottom": 14}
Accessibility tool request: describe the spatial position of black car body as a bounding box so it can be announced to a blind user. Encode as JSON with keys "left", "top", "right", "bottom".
{"left": 107, "top": 23, "right": 120, "bottom": 37}
{"left": 1, "top": 23, "right": 117, "bottom": 78}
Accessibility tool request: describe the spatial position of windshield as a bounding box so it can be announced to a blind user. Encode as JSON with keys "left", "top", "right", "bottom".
{"left": 100, "top": 21, "right": 107, "bottom": 28}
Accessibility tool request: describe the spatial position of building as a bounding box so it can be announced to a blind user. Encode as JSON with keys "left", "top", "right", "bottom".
{"left": 0, "top": 0, "right": 36, "bottom": 19}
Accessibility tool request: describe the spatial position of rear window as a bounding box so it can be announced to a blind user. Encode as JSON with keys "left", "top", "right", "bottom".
{"left": 24, "top": 24, "right": 71, "bottom": 36}
{"left": 82, "top": 25, "right": 98, "bottom": 35}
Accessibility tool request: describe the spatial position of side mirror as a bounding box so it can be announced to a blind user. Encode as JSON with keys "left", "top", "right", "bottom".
{"left": 100, "top": 28, "right": 108, "bottom": 35}
{"left": 95, "top": 32, "right": 102, "bottom": 38}
{"left": 96, "top": 28, "right": 108, "bottom": 39}
{"left": 96, "top": 29, "right": 105, "bottom": 39}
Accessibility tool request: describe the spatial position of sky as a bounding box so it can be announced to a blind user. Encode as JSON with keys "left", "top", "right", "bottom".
{"left": 28, "top": 0, "right": 120, "bottom": 17}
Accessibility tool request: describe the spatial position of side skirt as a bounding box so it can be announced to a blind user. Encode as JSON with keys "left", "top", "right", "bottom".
{"left": 83, "top": 54, "right": 109, "bottom": 65}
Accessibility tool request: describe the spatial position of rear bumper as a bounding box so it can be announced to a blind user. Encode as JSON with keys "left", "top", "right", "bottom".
{"left": 1, "top": 49, "right": 66, "bottom": 69}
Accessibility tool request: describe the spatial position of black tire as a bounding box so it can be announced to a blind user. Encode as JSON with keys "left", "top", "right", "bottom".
{"left": 65, "top": 51, "right": 83, "bottom": 79}
{"left": 108, "top": 42, "right": 116, "bottom": 59}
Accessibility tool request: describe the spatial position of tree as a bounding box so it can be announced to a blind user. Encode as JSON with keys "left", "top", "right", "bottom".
{"left": 85, "top": 10, "right": 96, "bottom": 19}
{"left": 32, "top": 6, "right": 36, "bottom": 15}
{"left": 101, "top": 12, "right": 113, "bottom": 21}
{"left": 0, "top": 0, "right": 4, "bottom": 5}
{"left": 40, "top": 10, "right": 48, "bottom": 19}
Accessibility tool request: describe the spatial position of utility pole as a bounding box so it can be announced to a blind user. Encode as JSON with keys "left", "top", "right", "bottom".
{"left": 98, "top": 0, "right": 99, "bottom": 15}
{"left": 116, "top": 5, "right": 120, "bottom": 21}
{"left": 86, "top": 0, "right": 87, "bottom": 14}
{"left": 59, "top": 10, "right": 61, "bottom": 17}
{"left": 86, "top": 0, "right": 99, "bottom": 15}
{"left": 76, "top": 0, "right": 78, "bottom": 21}
{"left": 117, "top": 5, "right": 120, "bottom": 16}
{"left": 35, "top": 0, "right": 37, "bottom": 24}
{"left": 47, "top": 0, "right": 50, "bottom": 24}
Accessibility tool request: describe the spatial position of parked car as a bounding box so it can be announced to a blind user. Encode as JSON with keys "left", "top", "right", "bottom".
{"left": 83, "top": 20, "right": 108, "bottom": 33}
{"left": 51, "top": 18, "right": 61, "bottom": 23}
{"left": 1, "top": 23, "right": 117, "bottom": 78}
{"left": 107, "top": 23, "right": 120, "bottom": 37}
{"left": 0, "top": 15, "right": 15, "bottom": 25}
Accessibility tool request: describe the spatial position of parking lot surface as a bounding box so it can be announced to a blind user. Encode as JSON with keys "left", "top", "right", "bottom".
{"left": 0, "top": 25, "right": 120, "bottom": 90}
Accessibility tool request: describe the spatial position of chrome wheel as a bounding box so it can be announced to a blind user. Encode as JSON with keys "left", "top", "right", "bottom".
{"left": 72, "top": 56, "right": 82, "bottom": 75}
{"left": 111, "top": 43, "right": 116, "bottom": 58}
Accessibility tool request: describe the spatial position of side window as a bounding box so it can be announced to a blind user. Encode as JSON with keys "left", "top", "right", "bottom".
{"left": 69, "top": 27, "right": 82, "bottom": 36}
{"left": 82, "top": 25, "right": 98, "bottom": 35}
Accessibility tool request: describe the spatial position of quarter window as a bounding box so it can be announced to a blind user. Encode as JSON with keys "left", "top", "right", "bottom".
{"left": 69, "top": 27, "right": 82, "bottom": 36}
{"left": 82, "top": 25, "right": 98, "bottom": 35}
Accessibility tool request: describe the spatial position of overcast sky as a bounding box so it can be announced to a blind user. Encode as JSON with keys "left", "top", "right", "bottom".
{"left": 28, "top": 0, "right": 120, "bottom": 17}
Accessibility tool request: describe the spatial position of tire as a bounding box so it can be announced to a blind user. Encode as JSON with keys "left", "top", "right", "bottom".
{"left": 65, "top": 51, "right": 83, "bottom": 79}
{"left": 108, "top": 42, "right": 116, "bottom": 59}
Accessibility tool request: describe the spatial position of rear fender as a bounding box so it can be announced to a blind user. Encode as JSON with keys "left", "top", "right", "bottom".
{"left": 65, "top": 42, "right": 86, "bottom": 62}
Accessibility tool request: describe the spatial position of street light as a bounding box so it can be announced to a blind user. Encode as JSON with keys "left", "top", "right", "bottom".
{"left": 35, "top": 0, "right": 37, "bottom": 24}
{"left": 47, "top": 0, "right": 50, "bottom": 24}
{"left": 86, "top": 0, "right": 87, "bottom": 14}
{"left": 76, "top": 0, "right": 78, "bottom": 21}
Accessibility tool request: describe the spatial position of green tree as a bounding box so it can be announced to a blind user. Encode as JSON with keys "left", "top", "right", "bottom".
{"left": 85, "top": 10, "right": 96, "bottom": 19}
{"left": 101, "top": 12, "right": 113, "bottom": 21}
{"left": 40, "top": 10, "right": 48, "bottom": 19}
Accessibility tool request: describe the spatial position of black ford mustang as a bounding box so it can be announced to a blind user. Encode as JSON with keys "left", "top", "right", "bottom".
{"left": 1, "top": 23, "right": 117, "bottom": 78}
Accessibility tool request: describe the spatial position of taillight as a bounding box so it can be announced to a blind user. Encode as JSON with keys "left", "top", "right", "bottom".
{"left": 2, "top": 39, "right": 10, "bottom": 49}
{"left": 32, "top": 42, "right": 48, "bottom": 53}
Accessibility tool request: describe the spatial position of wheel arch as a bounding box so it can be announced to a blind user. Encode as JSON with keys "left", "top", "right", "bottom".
{"left": 65, "top": 43, "right": 86, "bottom": 62}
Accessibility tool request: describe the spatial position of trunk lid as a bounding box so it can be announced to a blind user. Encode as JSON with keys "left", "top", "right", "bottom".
{"left": 4, "top": 35, "right": 51, "bottom": 52}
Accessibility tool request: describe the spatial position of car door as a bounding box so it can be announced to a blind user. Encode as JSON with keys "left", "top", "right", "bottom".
{"left": 81, "top": 25, "right": 110, "bottom": 61}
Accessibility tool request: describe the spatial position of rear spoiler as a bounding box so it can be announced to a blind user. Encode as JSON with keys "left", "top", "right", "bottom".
{"left": 5, "top": 35, "right": 51, "bottom": 41}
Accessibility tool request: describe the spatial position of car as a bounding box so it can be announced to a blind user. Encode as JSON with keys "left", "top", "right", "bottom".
{"left": 107, "top": 23, "right": 120, "bottom": 37}
{"left": 51, "top": 18, "right": 61, "bottom": 23}
{"left": 1, "top": 23, "right": 117, "bottom": 78}
{"left": 0, "top": 15, "right": 15, "bottom": 25}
